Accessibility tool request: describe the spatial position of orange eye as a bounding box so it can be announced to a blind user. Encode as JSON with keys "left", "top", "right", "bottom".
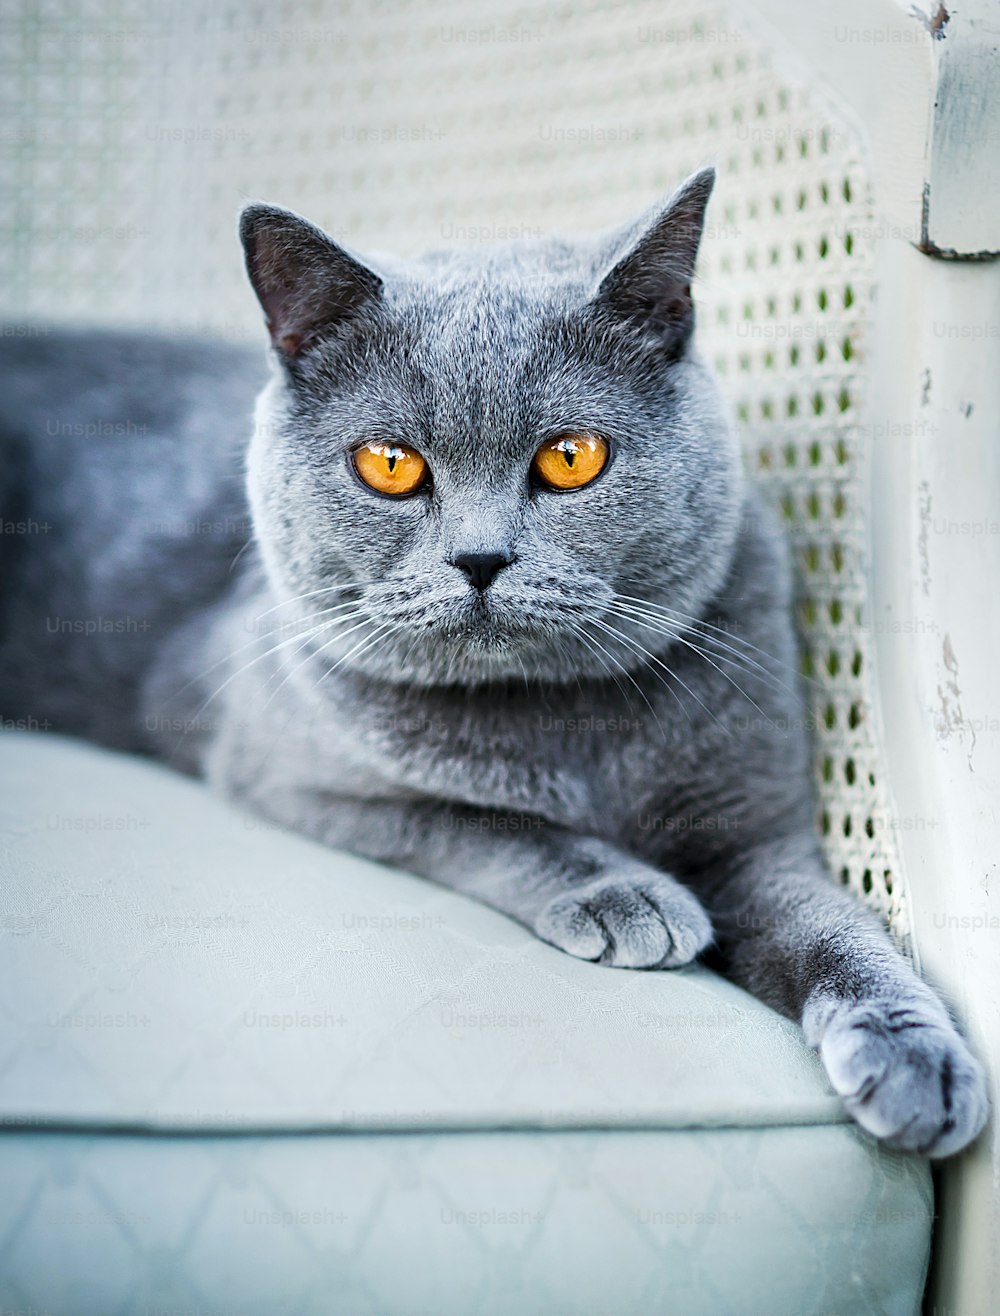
{"left": 531, "top": 432, "right": 609, "bottom": 491}
{"left": 353, "top": 441, "right": 429, "bottom": 497}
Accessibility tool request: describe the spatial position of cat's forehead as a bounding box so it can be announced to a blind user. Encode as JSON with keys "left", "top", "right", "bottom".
{"left": 383, "top": 271, "right": 575, "bottom": 408}
{"left": 379, "top": 238, "right": 595, "bottom": 337}
{"left": 306, "top": 242, "right": 628, "bottom": 453}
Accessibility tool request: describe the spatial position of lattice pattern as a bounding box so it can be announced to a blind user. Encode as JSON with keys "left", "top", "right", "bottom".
{"left": 0, "top": 0, "right": 909, "bottom": 943}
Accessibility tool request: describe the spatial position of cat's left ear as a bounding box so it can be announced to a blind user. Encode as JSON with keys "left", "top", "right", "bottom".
{"left": 592, "top": 166, "right": 715, "bottom": 356}
{"left": 240, "top": 204, "right": 383, "bottom": 360}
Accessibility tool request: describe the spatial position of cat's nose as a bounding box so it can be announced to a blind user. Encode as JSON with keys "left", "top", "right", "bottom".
{"left": 450, "top": 551, "right": 514, "bottom": 592}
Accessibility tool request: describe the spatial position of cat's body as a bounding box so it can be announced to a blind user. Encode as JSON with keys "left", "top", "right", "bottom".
{"left": 0, "top": 327, "right": 805, "bottom": 898}
{"left": 0, "top": 170, "right": 988, "bottom": 1156}
{"left": 0, "top": 331, "right": 257, "bottom": 753}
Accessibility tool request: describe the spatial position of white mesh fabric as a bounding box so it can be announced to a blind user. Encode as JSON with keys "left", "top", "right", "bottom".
{"left": 0, "top": 0, "right": 910, "bottom": 946}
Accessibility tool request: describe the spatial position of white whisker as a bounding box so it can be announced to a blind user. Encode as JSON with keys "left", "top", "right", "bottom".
{"left": 588, "top": 615, "right": 727, "bottom": 733}
{"left": 613, "top": 592, "right": 806, "bottom": 682}
{"left": 185, "top": 607, "right": 369, "bottom": 728}
{"left": 260, "top": 612, "right": 377, "bottom": 709}
{"left": 567, "top": 618, "right": 665, "bottom": 735}
{"left": 253, "top": 582, "right": 361, "bottom": 622}
{"left": 606, "top": 602, "right": 789, "bottom": 716}
{"left": 609, "top": 596, "right": 801, "bottom": 700}
{"left": 609, "top": 605, "right": 777, "bottom": 728}
{"left": 167, "top": 599, "right": 366, "bottom": 705}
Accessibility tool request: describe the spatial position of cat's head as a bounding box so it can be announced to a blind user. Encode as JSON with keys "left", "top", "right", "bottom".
{"left": 240, "top": 167, "right": 744, "bottom": 687}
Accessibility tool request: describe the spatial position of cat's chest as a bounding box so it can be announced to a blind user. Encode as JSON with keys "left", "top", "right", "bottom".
{"left": 310, "top": 674, "right": 684, "bottom": 834}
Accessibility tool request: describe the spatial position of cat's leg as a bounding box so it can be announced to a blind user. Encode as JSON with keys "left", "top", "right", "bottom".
{"left": 275, "top": 793, "right": 713, "bottom": 970}
{"left": 698, "top": 832, "right": 988, "bottom": 1157}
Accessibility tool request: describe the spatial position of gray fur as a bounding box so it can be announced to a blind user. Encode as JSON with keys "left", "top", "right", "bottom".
{"left": 0, "top": 169, "right": 987, "bottom": 1157}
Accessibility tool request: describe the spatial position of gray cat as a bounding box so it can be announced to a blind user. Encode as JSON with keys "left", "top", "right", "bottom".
{"left": 0, "top": 168, "right": 987, "bottom": 1157}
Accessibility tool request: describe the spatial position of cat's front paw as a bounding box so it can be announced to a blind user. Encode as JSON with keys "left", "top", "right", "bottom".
{"left": 535, "top": 871, "right": 712, "bottom": 969}
{"left": 819, "top": 1001, "right": 989, "bottom": 1158}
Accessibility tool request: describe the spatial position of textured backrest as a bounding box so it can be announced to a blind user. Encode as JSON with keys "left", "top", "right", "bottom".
{"left": 0, "top": 0, "right": 909, "bottom": 944}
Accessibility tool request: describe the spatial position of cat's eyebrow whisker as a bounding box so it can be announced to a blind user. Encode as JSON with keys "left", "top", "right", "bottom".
{"left": 606, "top": 601, "right": 794, "bottom": 702}
{"left": 588, "top": 616, "right": 727, "bottom": 734}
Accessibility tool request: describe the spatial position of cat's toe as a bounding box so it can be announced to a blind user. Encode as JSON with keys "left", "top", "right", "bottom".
{"left": 535, "top": 873, "right": 712, "bottom": 969}
{"left": 820, "top": 1002, "right": 989, "bottom": 1158}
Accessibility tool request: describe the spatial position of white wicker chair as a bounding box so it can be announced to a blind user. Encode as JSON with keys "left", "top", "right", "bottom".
{"left": 2, "top": 1, "right": 996, "bottom": 1309}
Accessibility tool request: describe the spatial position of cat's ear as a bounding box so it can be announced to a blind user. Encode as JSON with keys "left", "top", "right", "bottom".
{"left": 239, "top": 204, "right": 383, "bottom": 359}
{"left": 592, "top": 166, "right": 715, "bottom": 355}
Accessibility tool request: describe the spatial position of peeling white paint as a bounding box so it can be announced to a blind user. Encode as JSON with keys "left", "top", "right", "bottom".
{"left": 917, "top": 480, "right": 932, "bottom": 596}
{"left": 935, "top": 632, "right": 977, "bottom": 770}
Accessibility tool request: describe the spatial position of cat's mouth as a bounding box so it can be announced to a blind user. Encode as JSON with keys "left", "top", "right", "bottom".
{"left": 311, "top": 583, "right": 614, "bottom": 683}
{"left": 367, "top": 591, "right": 552, "bottom": 668}
{"left": 441, "top": 597, "right": 528, "bottom": 648}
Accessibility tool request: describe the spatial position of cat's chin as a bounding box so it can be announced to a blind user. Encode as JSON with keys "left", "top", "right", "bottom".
{"left": 344, "top": 626, "right": 642, "bottom": 689}
{"left": 392, "top": 625, "right": 538, "bottom": 685}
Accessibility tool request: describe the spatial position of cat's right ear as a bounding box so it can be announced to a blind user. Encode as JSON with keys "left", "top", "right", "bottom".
{"left": 239, "top": 204, "right": 383, "bottom": 359}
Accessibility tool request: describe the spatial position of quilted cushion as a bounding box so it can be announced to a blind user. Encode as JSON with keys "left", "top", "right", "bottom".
{"left": 0, "top": 734, "right": 932, "bottom": 1314}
